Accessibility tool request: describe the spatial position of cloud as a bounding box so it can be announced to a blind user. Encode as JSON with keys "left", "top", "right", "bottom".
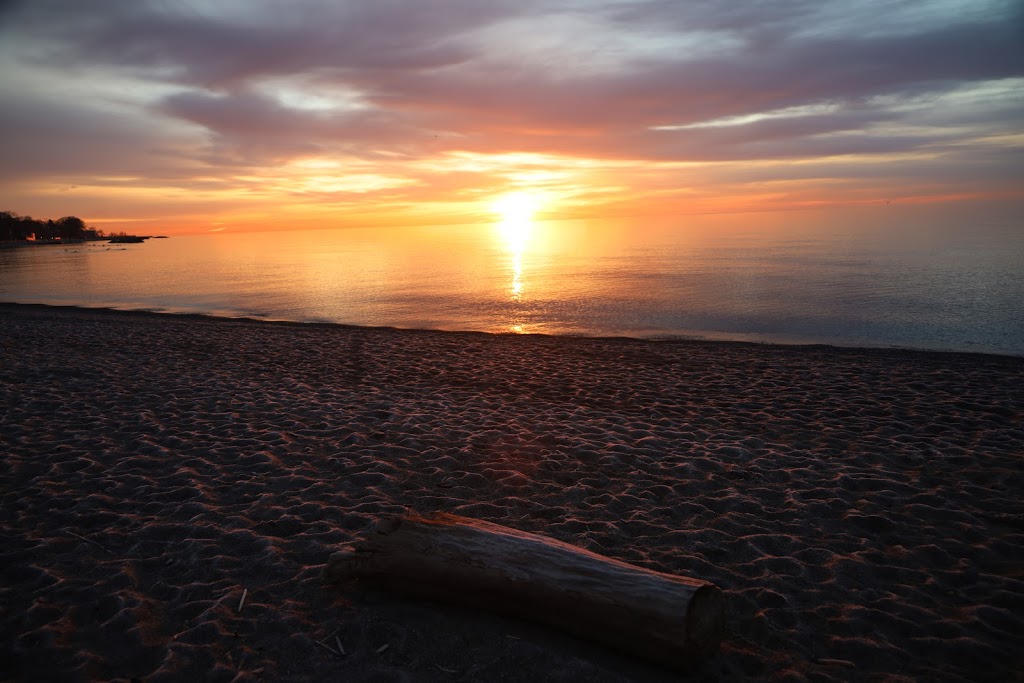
{"left": 4, "top": 0, "right": 521, "bottom": 87}
{"left": 382, "top": 17, "right": 1021, "bottom": 128}
{"left": 9, "top": 1, "right": 1023, "bottom": 151}
{"left": 0, "top": 88, "right": 201, "bottom": 182}
{"left": 0, "top": 0, "right": 1021, "bottom": 226}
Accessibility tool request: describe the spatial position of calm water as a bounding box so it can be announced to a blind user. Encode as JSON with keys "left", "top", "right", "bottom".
{"left": 2, "top": 204, "right": 1023, "bottom": 355}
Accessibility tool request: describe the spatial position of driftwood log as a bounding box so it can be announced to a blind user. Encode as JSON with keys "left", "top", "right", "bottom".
{"left": 324, "top": 512, "right": 724, "bottom": 669}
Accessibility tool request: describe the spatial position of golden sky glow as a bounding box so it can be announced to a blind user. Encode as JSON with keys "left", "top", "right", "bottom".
{"left": 0, "top": 0, "right": 1022, "bottom": 233}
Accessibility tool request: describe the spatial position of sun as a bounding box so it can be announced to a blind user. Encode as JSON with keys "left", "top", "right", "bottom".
{"left": 491, "top": 191, "right": 541, "bottom": 224}
{"left": 491, "top": 192, "right": 541, "bottom": 252}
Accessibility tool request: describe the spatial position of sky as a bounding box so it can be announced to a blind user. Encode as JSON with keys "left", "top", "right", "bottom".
{"left": 0, "top": 0, "right": 1022, "bottom": 233}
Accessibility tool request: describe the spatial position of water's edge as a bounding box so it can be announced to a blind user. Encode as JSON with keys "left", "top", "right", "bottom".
{"left": 5, "top": 300, "right": 1021, "bottom": 361}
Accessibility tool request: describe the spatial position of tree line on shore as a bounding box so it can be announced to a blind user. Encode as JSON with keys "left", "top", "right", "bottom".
{"left": 1, "top": 210, "right": 104, "bottom": 241}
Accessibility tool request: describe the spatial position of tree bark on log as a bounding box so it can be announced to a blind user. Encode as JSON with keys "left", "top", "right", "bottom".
{"left": 324, "top": 512, "right": 724, "bottom": 670}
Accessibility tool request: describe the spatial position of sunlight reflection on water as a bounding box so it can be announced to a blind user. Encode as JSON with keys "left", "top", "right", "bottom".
{"left": 496, "top": 215, "right": 532, "bottom": 329}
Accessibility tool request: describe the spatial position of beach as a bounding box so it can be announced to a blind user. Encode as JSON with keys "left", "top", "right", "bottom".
{"left": 2, "top": 302, "right": 1022, "bottom": 682}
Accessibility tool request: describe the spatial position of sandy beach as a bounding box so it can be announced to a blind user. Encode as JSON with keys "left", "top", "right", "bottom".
{"left": 1, "top": 302, "right": 1022, "bottom": 682}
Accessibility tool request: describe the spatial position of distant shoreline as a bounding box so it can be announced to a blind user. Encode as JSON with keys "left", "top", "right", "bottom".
{"left": 0, "top": 238, "right": 109, "bottom": 248}
{"left": 0, "top": 235, "right": 166, "bottom": 248}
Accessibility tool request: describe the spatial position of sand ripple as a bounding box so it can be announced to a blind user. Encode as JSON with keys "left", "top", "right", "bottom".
{"left": 1, "top": 304, "right": 1022, "bottom": 681}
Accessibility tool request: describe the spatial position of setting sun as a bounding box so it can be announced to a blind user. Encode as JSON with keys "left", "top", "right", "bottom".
{"left": 492, "top": 191, "right": 542, "bottom": 225}
{"left": 492, "top": 191, "right": 542, "bottom": 253}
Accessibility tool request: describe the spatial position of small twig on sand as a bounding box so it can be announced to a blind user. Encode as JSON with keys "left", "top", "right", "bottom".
{"left": 237, "top": 588, "right": 248, "bottom": 612}
{"left": 66, "top": 529, "right": 113, "bottom": 554}
{"left": 817, "top": 658, "right": 856, "bottom": 669}
{"left": 319, "top": 626, "right": 341, "bottom": 644}
{"left": 335, "top": 636, "right": 346, "bottom": 656}
{"left": 189, "top": 589, "right": 232, "bottom": 625}
{"left": 315, "top": 640, "right": 340, "bottom": 657}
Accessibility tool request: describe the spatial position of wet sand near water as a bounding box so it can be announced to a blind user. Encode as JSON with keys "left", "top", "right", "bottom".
{"left": 1, "top": 303, "right": 1022, "bottom": 681}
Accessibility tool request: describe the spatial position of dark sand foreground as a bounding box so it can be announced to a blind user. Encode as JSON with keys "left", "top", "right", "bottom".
{"left": 2, "top": 303, "right": 1022, "bottom": 682}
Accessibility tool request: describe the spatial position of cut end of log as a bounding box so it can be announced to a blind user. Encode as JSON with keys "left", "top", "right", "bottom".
{"left": 375, "top": 515, "right": 405, "bottom": 535}
{"left": 685, "top": 584, "right": 726, "bottom": 659}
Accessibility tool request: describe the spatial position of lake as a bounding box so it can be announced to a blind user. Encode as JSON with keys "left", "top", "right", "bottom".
{"left": 2, "top": 202, "right": 1022, "bottom": 355}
